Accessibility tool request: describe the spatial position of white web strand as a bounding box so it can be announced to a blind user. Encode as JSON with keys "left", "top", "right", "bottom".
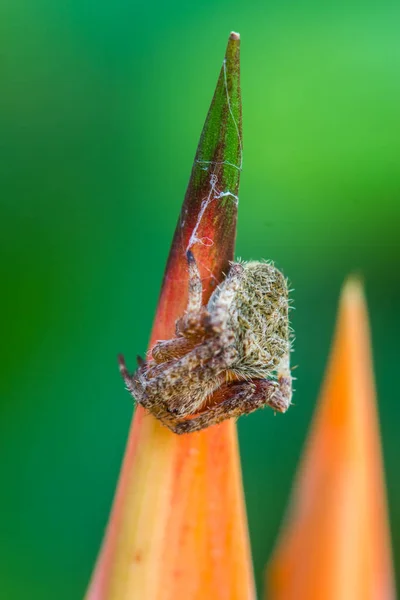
{"left": 223, "top": 56, "right": 243, "bottom": 170}
{"left": 186, "top": 173, "right": 238, "bottom": 253}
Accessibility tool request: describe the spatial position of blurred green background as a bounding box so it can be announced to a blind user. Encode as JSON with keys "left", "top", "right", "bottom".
{"left": 1, "top": 0, "right": 399, "bottom": 598}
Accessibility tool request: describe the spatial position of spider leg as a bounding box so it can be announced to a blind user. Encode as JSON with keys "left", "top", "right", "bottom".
{"left": 275, "top": 352, "right": 292, "bottom": 410}
{"left": 175, "top": 251, "right": 216, "bottom": 340}
{"left": 186, "top": 250, "right": 203, "bottom": 312}
{"left": 151, "top": 253, "right": 211, "bottom": 362}
{"left": 168, "top": 373, "right": 292, "bottom": 435}
{"left": 118, "top": 353, "right": 135, "bottom": 391}
{"left": 176, "top": 261, "right": 246, "bottom": 340}
{"left": 175, "top": 308, "right": 212, "bottom": 340}
{"left": 131, "top": 330, "right": 237, "bottom": 416}
{"left": 118, "top": 354, "right": 181, "bottom": 425}
{"left": 151, "top": 336, "right": 199, "bottom": 363}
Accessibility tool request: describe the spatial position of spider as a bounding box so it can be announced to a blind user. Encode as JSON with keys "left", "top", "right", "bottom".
{"left": 119, "top": 251, "right": 292, "bottom": 434}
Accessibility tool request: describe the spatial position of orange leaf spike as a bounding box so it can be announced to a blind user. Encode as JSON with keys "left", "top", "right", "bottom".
{"left": 86, "top": 32, "right": 256, "bottom": 600}
{"left": 266, "top": 278, "right": 396, "bottom": 600}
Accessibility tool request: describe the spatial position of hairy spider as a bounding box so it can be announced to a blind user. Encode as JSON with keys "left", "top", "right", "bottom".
{"left": 119, "top": 252, "right": 292, "bottom": 434}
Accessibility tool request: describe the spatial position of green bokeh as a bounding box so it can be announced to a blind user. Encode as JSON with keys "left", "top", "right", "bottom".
{"left": 1, "top": 1, "right": 399, "bottom": 598}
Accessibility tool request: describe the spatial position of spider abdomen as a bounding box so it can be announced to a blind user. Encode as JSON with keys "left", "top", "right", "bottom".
{"left": 209, "top": 261, "right": 290, "bottom": 378}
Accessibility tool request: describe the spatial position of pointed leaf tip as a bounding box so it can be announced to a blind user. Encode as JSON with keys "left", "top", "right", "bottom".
{"left": 266, "top": 278, "right": 396, "bottom": 600}
{"left": 341, "top": 274, "right": 365, "bottom": 304}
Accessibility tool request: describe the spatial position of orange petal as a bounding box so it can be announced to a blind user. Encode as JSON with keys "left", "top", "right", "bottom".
{"left": 86, "top": 32, "right": 255, "bottom": 600}
{"left": 266, "top": 278, "right": 396, "bottom": 600}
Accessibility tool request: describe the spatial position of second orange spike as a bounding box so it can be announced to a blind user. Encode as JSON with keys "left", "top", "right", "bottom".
{"left": 267, "top": 278, "right": 396, "bottom": 600}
